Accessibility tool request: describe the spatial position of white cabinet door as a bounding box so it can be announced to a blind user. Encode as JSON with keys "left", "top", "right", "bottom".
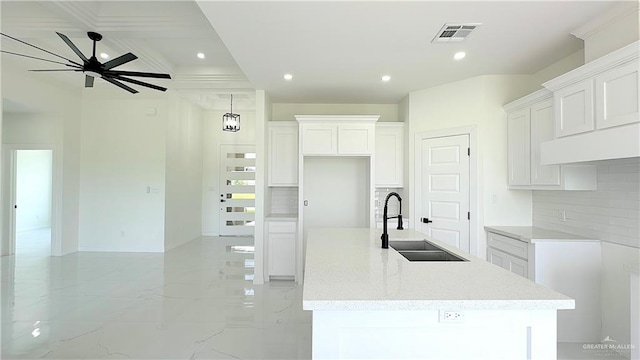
{"left": 267, "top": 220, "right": 297, "bottom": 278}
{"left": 487, "top": 247, "right": 528, "bottom": 279}
{"left": 268, "top": 233, "right": 296, "bottom": 277}
{"left": 509, "top": 255, "right": 528, "bottom": 278}
{"left": 530, "top": 100, "right": 560, "bottom": 186}
{"left": 301, "top": 124, "right": 337, "bottom": 155}
{"left": 487, "top": 248, "right": 509, "bottom": 270}
{"left": 268, "top": 123, "right": 298, "bottom": 186}
{"left": 337, "top": 124, "right": 374, "bottom": 155}
{"left": 595, "top": 61, "right": 639, "bottom": 130}
{"left": 554, "top": 79, "right": 594, "bottom": 137}
{"left": 375, "top": 124, "right": 404, "bottom": 188}
{"left": 508, "top": 108, "right": 531, "bottom": 186}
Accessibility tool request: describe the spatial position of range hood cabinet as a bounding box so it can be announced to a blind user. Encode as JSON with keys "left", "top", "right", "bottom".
{"left": 540, "top": 41, "right": 639, "bottom": 165}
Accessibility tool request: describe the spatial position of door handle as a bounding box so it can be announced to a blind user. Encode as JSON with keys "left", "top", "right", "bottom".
{"left": 421, "top": 218, "right": 433, "bottom": 224}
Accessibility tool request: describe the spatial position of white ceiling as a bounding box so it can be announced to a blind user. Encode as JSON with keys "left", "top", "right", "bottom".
{"left": 198, "top": 0, "right": 621, "bottom": 103}
{"left": 0, "top": 0, "right": 254, "bottom": 109}
{"left": 0, "top": 0, "right": 628, "bottom": 106}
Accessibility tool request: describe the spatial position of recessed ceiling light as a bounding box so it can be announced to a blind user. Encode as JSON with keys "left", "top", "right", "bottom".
{"left": 284, "top": 73, "right": 293, "bottom": 80}
{"left": 381, "top": 75, "right": 391, "bottom": 82}
{"left": 99, "top": 52, "right": 109, "bottom": 59}
{"left": 454, "top": 51, "right": 466, "bottom": 60}
{"left": 197, "top": 52, "right": 205, "bottom": 59}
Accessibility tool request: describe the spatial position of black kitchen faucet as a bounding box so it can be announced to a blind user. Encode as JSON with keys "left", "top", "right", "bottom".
{"left": 381, "top": 192, "right": 403, "bottom": 249}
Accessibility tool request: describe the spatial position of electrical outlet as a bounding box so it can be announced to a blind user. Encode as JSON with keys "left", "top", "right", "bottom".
{"left": 559, "top": 209, "right": 566, "bottom": 222}
{"left": 439, "top": 310, "right": 464, "bottom": 323}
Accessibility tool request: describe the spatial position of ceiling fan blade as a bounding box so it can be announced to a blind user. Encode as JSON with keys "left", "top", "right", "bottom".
{"left": 109, "top": 75, "right": 167, "bottom": 92}
{"left": 0, "top": 32, "right": 83, "bottom": 67}
{"left": 29, "top": 69, "right": 82, "bottom": 72}
{"left": 56, "top": 32, "right": 88, "bottom": 62}
{"left": 104, "top": 70, "right": 171, "bottom": 79}
{"left": 1, "top": 50, "right": 83, "bottom": 68}
{"left": 103, "top": 52, "right": 137, "bottom": 70}
{"left": 102, "top": 77, "right": 138, "bottom": 94}
{"left": 85, "top": 75, "right": 94, "bottom": 88}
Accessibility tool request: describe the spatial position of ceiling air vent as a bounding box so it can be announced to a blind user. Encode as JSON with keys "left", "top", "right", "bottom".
{"left": 432, "top": 23, "right": 482, "bottom": 43}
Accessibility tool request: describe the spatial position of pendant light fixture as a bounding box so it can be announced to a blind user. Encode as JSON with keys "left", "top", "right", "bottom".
{"left": 222, "top": 94, "right": 240, "bottom": 132}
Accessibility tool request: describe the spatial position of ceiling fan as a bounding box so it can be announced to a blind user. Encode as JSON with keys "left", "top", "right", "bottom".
{"left": 0, "top": 31, "right": 171, "bottom": 94}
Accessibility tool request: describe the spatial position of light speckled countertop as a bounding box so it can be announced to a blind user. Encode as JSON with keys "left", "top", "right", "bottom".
{"left": 484, "top": 226, "right": 598, "bottom": 243}
{"left": 302, "top": 228, "right": 574, "bottom": 311}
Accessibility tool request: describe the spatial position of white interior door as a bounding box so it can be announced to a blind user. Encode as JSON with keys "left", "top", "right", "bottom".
{"left": 418, "top": 135, "right": 470, "bottom": 252}
{"left": 219, "top": 145, "right": 256, "bottom": 236}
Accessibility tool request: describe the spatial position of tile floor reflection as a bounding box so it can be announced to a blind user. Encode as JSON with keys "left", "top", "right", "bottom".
{"left": 15, "top": 228, "right": 51, "bottom": 256}
{"left": 1, "top": 237, "right": 311, "bottom": 359}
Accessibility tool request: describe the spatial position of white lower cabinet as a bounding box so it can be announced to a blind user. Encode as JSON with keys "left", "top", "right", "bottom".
{"left": 487, "top": 247, "right": 528, "bottom": 278}
{"left": 486, "top": 229, "right": 601, "bottom": 343}
{"left": 267, "top": 220, "right": 296, "bottom": 280}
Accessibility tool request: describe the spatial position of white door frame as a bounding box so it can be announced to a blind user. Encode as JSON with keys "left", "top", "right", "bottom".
{"left": 414, "top": 126, "right": 479, "bottom": 256}
{"left": 1, "top": 144, "right": 62, "bottom": 256}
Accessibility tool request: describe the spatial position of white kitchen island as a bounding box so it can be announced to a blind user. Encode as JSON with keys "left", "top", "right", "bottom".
{"left": 302, "top": 228, "right": 575, "bottom": 360}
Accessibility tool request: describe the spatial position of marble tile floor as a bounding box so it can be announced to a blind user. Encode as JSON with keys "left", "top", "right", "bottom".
{"left": 15, "top": 228, "right": 51, "bottom": 256}
{"left": 1, "top": 236, "right": 311, "bottom": 359}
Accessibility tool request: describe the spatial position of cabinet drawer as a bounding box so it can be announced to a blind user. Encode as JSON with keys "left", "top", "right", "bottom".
{"left": 267, "top": 221, "right": 297, "bottom": 233}
{"left": 487, "top": 232, "right": 528, "bottom": 260}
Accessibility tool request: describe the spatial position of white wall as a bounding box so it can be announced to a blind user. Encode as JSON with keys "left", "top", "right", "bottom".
{"left": 530, "top": 50, "right": 585, "bottom": 89}
{"left": 255, "top": 90, "right": 269, "bottom": 285}
{"left": 272, "top": 103, "right": 399, "bottom": 122}
{"left": 533, "top": 158, "right": 640, "bottom": 347}
{"left": 303, "top": 157, "right": 370, "bottom": 229}
{"left": 164, "top": 95, "right": 204, "bottom": 251}
{"left": 16, "top": 150, "right": 52, "bottom": 232}
{"left": 78, "top": 91, "right": 167, "bottom": 252}
{"left": 1, "top": 56, "right": 82, "bottom": 256}
{"left": 581, "top": 4, "right": 639, "bottom": 63}
{"left": 408, "top": 75, "right": 534, "bottom": 257}
{"left": 201, "top": 108, "right": 256, "bottom": 236}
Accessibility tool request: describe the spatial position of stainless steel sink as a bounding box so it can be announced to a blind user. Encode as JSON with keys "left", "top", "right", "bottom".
{"left": 389, "top": 240, "right": 467, "bottom": 262}
{"left": 398, "top": 250, "right": 466, "bottom": 262}
{"left": 388, "top": 240, "right": 441, "bottom": 251}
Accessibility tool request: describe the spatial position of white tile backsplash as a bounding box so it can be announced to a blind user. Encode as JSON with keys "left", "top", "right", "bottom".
{"left": 533, "top": 158, "right": 640, "bottom": 249}
{"left": 375, "top": 188, "right": 405, "bottom": 221}
{"left": 270, "top": 187, "right": 298, "bottom": 214}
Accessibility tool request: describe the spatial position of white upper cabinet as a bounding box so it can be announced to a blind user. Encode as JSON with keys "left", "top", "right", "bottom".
{"left": 507, "top": 108, "right": 531, "bottom": 186}
{"left": 338, "top": 124, "right": 375, "bottom": 155}
{"left": 504, "top": 90, "right": 595, "bottom": 190}
{"left": 300, "top": 124, "right": 337, "bottom": 155}
{"left": 268, "top": 122, "right": 298, "bottom": 186}
{"left": 595, "top": 60, "right": 639, "bottom": 130}
{"left": 296, "top": 115, "right": 379, "bottom": 156}
{"left": 530, "top": 100, "right": 561, "bottom": 186}
{"left": 540, "top": 42, "right": 639, "bottom": 165}
{"left": 554, "top": 79, "right": 595, "bottom": 137}
{"left": 375, "top": 123, "right": 404, "bottom": 188}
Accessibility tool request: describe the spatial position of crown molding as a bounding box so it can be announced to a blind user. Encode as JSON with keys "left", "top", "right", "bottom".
{"left": 543, "top": 41, "right": 639, "bottom": 91}
{"left": 571, "top": 1, "right": 639, "bottom": 40}
{"left": 503, "top": 89, "right": 552, "bottom": 112}
{"left": 106, "top": 38, "right": 174, "bottom": 75}
{"left": 176, "top": 89, "right": 256, "bottom": 111}
{"left": 295, "top": 115, "right": 380, "bottom": 123}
